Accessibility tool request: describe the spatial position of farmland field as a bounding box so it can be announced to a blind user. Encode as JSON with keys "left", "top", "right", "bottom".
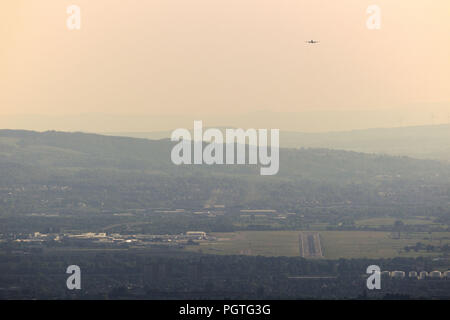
{"left": 186, "top": 230, "right": 450, "bottom": 259}
{"left": 354, "top": 217, "right": 436, "bottom": 227}
{"left": 187, "top": 231, "right": 301, "bottom": 257}
{"left": 320, "top": 231, "right": 449, "bottom": 259}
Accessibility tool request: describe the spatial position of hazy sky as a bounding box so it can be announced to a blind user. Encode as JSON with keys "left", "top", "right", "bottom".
{"left": 1, "top": 0, "right": 449, "bottom": 132}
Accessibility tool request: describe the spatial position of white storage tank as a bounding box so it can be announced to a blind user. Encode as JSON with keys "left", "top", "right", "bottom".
{"left": 408, "top": 271, "right": 418, "bottom": 278}
{"left": 429, "top": 271, "right": 442, "bottom": 279}
{"left": 419, "top": 271, "right": 428, "bottom": 279}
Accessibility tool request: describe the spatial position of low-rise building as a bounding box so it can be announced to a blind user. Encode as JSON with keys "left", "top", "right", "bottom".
{"left": 186, "top": 231, "right": 207, "bottom": 239}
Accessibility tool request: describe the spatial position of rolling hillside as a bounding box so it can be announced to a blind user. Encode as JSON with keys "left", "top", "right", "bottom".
{"left": 0, "top": 129, "right": 449, "bottom": 215}
{"left": 105, "top": 124, "right": 450, "bottom": 161}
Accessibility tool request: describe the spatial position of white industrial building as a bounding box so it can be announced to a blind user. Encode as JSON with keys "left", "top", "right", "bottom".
{"left": 186, "top": 231, "right": 207, "bottom": 239}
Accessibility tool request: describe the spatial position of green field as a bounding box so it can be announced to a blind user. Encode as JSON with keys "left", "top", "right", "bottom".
{"left": 354, "top": 217, "right": 436, "bottom": 227}
{"left": 320, "top": 231, "right": 448, "bottom": 259}
{"left": 187, "top": 231, "right": 301, "bottom": 257}
{"left": 186, "top": 230, "right": 450, "bottom": 259}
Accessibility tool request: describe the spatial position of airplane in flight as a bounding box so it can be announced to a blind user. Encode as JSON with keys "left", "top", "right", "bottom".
{"left": 305, "top": 40, "right": 320, "bottom": 44}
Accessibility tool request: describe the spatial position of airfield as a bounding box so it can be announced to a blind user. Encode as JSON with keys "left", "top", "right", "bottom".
{"left": 185, "top": 230, "right": 450, "bottom": 259}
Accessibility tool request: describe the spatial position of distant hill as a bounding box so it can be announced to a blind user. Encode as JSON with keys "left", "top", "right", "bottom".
{"left": 105, "top": 124, "right": 450, "bottom": 161}
{"left": 1, "top": 129, "right": 449, "bottom": 212}
{"left": 281, "top": 124, "right": 450, "bottom": 161}
{"left": 1, "top": 129, "right": 449, "bottom": 181}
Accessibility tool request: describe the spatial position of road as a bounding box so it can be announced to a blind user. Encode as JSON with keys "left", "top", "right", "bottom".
{"left": 299, "top": 232, "right": 323, "bottom": 258}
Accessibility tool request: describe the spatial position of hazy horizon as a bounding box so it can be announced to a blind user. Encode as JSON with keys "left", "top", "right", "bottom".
{"left": 1, "top": 106, "right": 450, "bottom": 133}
